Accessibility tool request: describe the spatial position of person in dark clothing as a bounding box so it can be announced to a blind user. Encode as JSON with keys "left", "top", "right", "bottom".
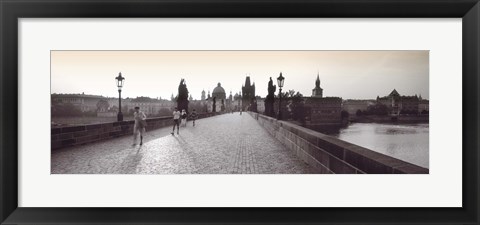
{"left": 190, "top": 109, "right": 198, "bottom": 127}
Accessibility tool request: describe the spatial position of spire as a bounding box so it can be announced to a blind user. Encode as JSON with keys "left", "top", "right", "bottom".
{"left": 312, "top": 72, "right": 323, "bottom": 98}
{"left": 315, "top": 74, "right": 320, "bottom": 88}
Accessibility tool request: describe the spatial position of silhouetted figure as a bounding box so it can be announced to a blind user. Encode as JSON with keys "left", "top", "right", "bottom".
{"left": 212, "top": 96, "right": 216, "bottom": 113}
{"left": 177, "top": 79, "right": 189, "bottom": 114}
{"left": 265, "top": 77, "right": 276, "bottom": 117}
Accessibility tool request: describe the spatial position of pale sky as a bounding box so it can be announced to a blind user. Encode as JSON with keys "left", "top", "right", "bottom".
{"left": 51, "top": 51, "right": 429, "bottom": 100}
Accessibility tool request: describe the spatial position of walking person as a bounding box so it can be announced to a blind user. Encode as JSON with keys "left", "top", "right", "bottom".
{"left": 181, "top": 109, "right": 188, "bottom": 127}
{"left": 190, "top": 109, "right": 198, "bottom": 127}
{"left": 171, "top": 107, "right": 181, "bottom": 135}
{"left": 132, "top": 106, "right": 146, "bottom": 146}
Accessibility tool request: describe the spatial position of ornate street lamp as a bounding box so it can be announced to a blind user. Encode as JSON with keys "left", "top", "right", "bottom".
{"left": 115, "top": 72, "right": 125, "bottom": 122}
{"left": 277, "top": 72, "right": 285, "bottom": 120}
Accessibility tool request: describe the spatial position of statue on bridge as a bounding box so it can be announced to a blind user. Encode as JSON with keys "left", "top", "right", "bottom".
{"left": 177, "top": 79, "right": 189, "bottom": 114}
{"left": 212, "top": 96, "right": 216, "bottom": 113}
{"left": 264, "top": 77, "right": 276, "bottom": 117}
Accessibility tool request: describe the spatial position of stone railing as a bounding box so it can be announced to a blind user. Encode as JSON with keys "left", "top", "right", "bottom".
{"left": 51, "top": 112, "right": 216, "bottom": 150}
{"left": 250, "top": 112, "right": 428, "bottom": 174}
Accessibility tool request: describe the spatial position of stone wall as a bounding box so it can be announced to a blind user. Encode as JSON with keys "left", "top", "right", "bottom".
{"left": 51, "top": 113, "right": 216, "bottom": 150}
{"left": 250, "top": 112, "right": 428, "bottom": 174}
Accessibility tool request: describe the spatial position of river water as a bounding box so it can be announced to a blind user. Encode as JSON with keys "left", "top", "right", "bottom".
{"left": 331, "top": 123, "right": 429, "bottom": 168}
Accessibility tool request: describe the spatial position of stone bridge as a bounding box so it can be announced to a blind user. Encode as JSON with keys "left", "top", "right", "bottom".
{"left": 51, "top": 113, "right": 428, "bottom": 174}
{"left": 51, "top": 113, "right": 316, "bottom": 174}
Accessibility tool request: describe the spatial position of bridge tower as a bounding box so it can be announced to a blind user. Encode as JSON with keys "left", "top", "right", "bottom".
{"left": 242, "top": 76, "right": 256, "bottom": 111}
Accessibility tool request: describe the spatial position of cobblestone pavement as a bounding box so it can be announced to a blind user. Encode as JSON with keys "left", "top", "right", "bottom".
{"left": 51, "top": 113, "right": 317, "bottom": 174}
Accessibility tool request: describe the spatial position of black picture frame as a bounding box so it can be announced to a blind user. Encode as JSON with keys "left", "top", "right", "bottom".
{"left": 1, "top": 0, "right": 479, "bottom": 224}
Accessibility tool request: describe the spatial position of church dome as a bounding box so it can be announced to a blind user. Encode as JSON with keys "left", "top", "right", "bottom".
{"left": 212, "top": 83, "right": 225, "bottom": 94}
{"left": 212, "top": 83, "right": 226, "bottom": 99}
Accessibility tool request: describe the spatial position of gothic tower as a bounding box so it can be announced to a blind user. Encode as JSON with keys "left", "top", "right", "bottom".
{"left": 312, "top": 74, "right": 323, "bottom": 98}
{"left": 242, "top": 76, "right": 256, "bottom": 110}
{"left": 201, "top": 90, "right": 206, "bottom": 101}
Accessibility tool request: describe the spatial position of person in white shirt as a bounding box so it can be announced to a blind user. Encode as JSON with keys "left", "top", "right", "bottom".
{"left": 133, "top": 106, "right": 146, "bottom": 146}
{"left": 171, "top": 107, "right": 181, "bottom": 135}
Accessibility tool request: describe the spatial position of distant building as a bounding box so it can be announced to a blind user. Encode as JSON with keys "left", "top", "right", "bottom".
{"left": 377, "top": 89, "right": 401, "bottom": 115}
{"left": 311, "top": 74, "right": 323, "bottom": 98}
{"left": 242, "top": 76, "right": 256, "bottom": 111}
{"left": 377, "top": 89, "right": 422, "bottom": 115}
{"left": 400, "top": 96, "right": 420, "bottom": 113}
{"left": 211, "top": 83, "right": 229, "bottom": 112}
{"left": 51, "top": 93, "right": 105, "bottom": 112}
{"left": 418, "top": 95, "right": 429, "bottom": 113}
{"left": 232, "top": 92, "right": 242, "bottom": 111}
{"left": 304, "top": 97, "right": 342, "bottom": 125}
{"left": 201, "top": 90, "right": 206, "bottom": 101}
{"left": 303, "top": 75, "right": 342, "bottom": 125}
{"left": 212, "top": 83, "right": 226, "bottom": 100}
{"left": 342, "top": 99, "right": 376, "bottom": 116}
{"left": 206, "top": 97, "right": 213, "bottom": 113}
{"left": 51, "top": 93, "right": 175, "bottom": 117}
{"left": 129, "top": 96, "right": 174, "bottom": 116}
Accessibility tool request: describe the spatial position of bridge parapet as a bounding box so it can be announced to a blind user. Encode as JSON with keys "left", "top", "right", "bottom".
{"left": 51, "top": 112, "right": 216, "bottom": 150}
{"left": 251, "top": 112, "right": 428, "bottom": 174}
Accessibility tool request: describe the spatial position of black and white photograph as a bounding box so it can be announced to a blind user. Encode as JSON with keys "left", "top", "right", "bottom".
{"left": 3, "top": 0, "right": 479, "bottom": 224}
{"left": 51, "top": 50, "right": 429, "bottom": 174}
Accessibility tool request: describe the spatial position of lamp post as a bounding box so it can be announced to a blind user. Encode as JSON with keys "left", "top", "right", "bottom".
{"left": 277, "top": 72, "right": 285, "bottom": 120}
{"left": 115, "top": 72, "right": 125, "bottom": 122}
